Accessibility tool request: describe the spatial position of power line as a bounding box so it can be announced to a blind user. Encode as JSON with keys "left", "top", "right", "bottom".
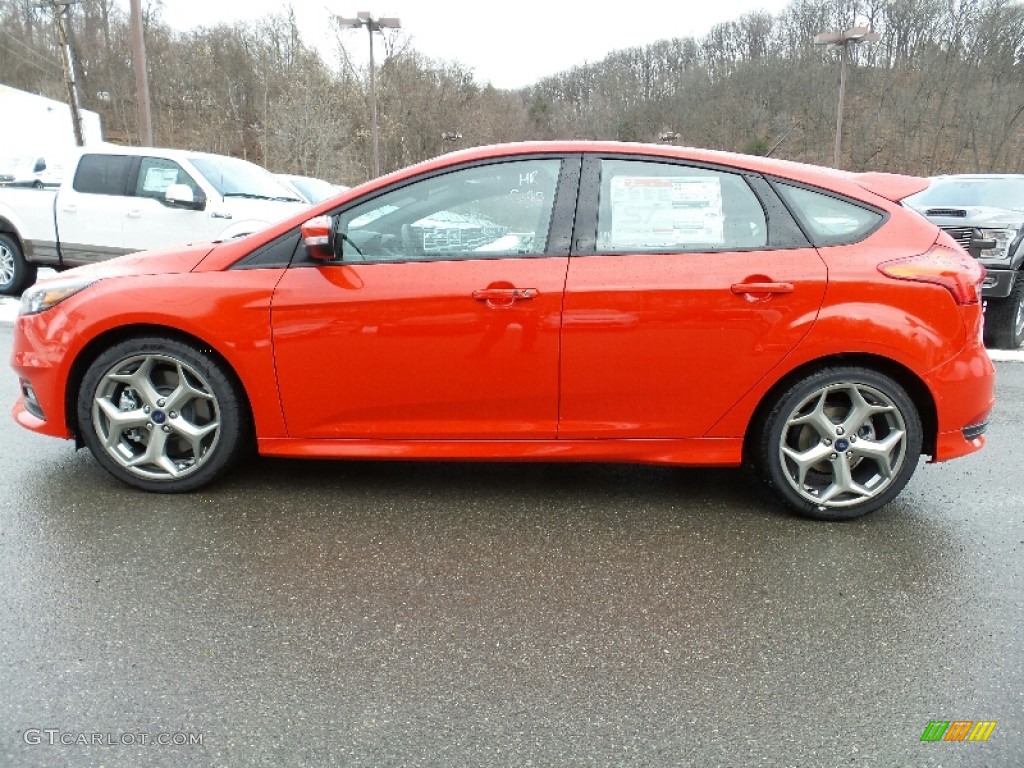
{"left": 0, "top": 37, "right": 60, "bottom": 75}
{"left": 0, "top": 28, "right": 62, "bottom": 72}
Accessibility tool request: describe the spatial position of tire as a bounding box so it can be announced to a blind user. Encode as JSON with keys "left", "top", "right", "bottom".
{"left": 0, "top": 233, "right": 38, "bottom": 296}
{"left": 755, "top": 367, "right": 923, "bottom": 521}
{"left": 77, "top": 337, "right": 250, "bottom": 492}
{"left": 983, "top": 272, "right": 1024, "bottom": 350}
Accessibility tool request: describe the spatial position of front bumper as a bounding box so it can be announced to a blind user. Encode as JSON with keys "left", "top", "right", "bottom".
{"left": 980, "top": 266, "right": 1016, "bottom": 299}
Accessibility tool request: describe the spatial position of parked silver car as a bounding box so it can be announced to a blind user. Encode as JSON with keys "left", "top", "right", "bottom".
{"left": 906, "top": 174, "right": 1024, "bottom": 349}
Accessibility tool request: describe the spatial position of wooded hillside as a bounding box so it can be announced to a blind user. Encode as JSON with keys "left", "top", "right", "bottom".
{"left": 1, "top": 0, "right": 1021, "bottom": 184}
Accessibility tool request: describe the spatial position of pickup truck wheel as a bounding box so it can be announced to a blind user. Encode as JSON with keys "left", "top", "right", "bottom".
{"left": 755, "top": 367, "right": 922, "bottom": 521}
{"left": 983, "top": 272, "right": 1024, "bottom": 349}
{"left": 0, "top": 233, "right": 37, "bottom": 296}
{"left": 77, "top": 337, "right": 250, "bottom": 492}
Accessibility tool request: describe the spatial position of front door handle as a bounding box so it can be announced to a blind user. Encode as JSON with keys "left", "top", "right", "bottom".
{"left": 730, "top": 281, "right": 794, "bottom": 295}
{"left": 472, "top": 288, "right": 538, "bottom": 306}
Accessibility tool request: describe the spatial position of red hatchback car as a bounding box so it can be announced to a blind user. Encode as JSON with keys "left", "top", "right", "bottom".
{"left": 10, "top": 142, "right": 994, "bottom": 519}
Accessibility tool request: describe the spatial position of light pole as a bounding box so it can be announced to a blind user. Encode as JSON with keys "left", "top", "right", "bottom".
{"left": 337, "top": 11, "right": 401, "bottom": 178}
{"left": 813, "top": 26, "right": 879, "bottom": 168}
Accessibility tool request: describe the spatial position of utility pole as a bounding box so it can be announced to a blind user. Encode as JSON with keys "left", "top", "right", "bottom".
{"left": 336, "top": 11, "right": 401, "bottom": 177}
{"left": 129, "top": 0, "right": 154, "bottom": 146}
{"left": 48, "top": 0, "right": 84, "bottom": 146}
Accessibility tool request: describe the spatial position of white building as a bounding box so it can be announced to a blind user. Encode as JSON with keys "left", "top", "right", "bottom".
{"left": 0, "top": 83, "right": 103, "bottom": 153}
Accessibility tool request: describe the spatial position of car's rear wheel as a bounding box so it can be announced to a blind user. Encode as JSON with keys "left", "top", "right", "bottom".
{"left": 755, "top": 367, "right": 923, "bottom": 521}
{"left": 0, "top": 233, "right": 38, "bottom": 296}
{"left": 78, "top": 337, "right": 249, "bottom": 492}
{"left": 983, "top": 272, "right": 1024, "bottom": 350}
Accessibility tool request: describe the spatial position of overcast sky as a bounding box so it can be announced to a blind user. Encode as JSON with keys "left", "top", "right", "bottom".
{"left": 136, "top": 0, "right": 796, "bottom": 89}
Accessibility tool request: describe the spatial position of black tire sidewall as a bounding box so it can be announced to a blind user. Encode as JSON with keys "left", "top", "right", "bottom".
{"left": 0, "top": 233, "right": 38, "bottom": 296}
{"left": 757, "top": 366, "right": 923, "bottom": 521}
{"left": 982, "top": 272, "right": 1024, "bottom": 350}
{"left": 77, "top": 336, "right": 249, "bottom": 492}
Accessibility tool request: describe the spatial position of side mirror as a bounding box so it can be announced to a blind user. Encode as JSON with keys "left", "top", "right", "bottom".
{"left": 165, "top": 183, "right": 205, "bottom": 211}
{"left": 302, "top": 215, "right": 336, "bottom": 261}
{"left": 968, "top": 234, "right": 997, "bottom": 258}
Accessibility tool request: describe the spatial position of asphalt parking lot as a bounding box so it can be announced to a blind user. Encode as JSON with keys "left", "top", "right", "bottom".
{"left": 1, "top": 322, "right": 1022, "bottom": 767}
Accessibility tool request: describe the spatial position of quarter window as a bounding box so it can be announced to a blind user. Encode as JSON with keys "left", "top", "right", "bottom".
{"left": 335, "top": 159, "right": 562, "bottom": 263}
{"left": 596, "top": 160, "right": 768, "bottom": 252}
{"left": 774, "top": 182, "right": 883, "bottom": 245}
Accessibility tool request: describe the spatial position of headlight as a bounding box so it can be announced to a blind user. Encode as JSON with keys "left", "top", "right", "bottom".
{"left": 19, "top": 278, "right": 99, "bottom": 316}
{"left": 975, "top": 227, "right": 1017, "bottom": 263}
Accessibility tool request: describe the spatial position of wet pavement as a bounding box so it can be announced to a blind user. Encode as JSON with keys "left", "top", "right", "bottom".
{"left": 1, "top": 322, "right": 1021, "bottom": 767}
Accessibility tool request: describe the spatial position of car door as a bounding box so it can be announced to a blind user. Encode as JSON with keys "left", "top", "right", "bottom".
{"left": 120, "top": 155, "right": 212, "bottom": 252}
{"left": 271, "top": 155, "right": 580, "bottom": 440}
{"left": 559, "top": 155, "right": 828, "bottom": 439}
{"left": 55, "top": 153, "right": 134, "bottom": 264}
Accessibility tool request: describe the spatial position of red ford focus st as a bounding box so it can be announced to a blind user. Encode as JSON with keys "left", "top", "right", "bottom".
{"left": 9, "top": 142, "right": 994, "bottom": 519}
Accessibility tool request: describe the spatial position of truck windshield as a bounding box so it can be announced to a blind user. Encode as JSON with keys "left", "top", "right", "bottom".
{"left": 909, "top": 177, "right": 1024, "bottom": 211}
{"left": 189, "top": 155, "right": 303, "bottom": 202}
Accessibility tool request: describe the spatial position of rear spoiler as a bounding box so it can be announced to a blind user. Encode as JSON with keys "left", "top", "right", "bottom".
{"left": 852, "top": 172, "right": 929, "bottom": 203}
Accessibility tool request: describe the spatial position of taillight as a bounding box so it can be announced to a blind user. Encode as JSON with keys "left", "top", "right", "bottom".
{"left": 878, "top": 245, "right": 985, "bottom": 305}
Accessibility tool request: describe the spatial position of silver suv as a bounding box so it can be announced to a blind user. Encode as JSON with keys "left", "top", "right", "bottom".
{"left": 906, "top": 174, "right": 1024, "bottom": 349}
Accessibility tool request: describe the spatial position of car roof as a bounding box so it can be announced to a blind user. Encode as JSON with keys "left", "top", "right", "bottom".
{"left": 374, "top": 140, "right": 927, "bottom": 203}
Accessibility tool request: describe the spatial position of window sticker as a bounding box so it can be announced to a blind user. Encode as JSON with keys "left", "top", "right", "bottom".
{"left": 606, "top": 176, "right": 724, "bottom": 249}
{"left": 142, "top": 167, "right": 179, "bottom": 194}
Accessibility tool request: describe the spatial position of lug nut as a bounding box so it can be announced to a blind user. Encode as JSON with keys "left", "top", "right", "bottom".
{"left": 157, "top": 399, "right": 166, "bottom": 407}
{"left": 146, "top": 423, "right": 154, "bottom": 430}
{"left": 169, "top": 411, "right": 178, "bottom": 419}
{"left": 162, "top": 425, "right": 171, "bottom": 433}
{"left": 836, "top": 427, "right": 845, "bottom": 436}
{"left": 143, "top": 405, "right": 151, "bottom": 414}
{"left": 823, "top": 439, "right": 832, "bottom": 446}
{"left": 830, "top": 452, "right": 838, "bottom": 460}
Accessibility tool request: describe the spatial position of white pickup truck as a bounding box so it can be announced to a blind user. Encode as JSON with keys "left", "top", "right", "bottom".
{"left": 0, "top": 145, "right": 311, "bottom": 295}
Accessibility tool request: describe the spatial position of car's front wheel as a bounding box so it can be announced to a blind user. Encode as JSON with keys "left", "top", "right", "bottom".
{"left": 77, "top": 337, "right": 250, "bottom": 492}
{"left": 0, "top": 233, "right": 38, "bottom": 296}
{"left": 755, "top": 367, "right": 923, "bottom": 521}
{"left": 983, "top": 271, "right": 1024, "bottom": 350}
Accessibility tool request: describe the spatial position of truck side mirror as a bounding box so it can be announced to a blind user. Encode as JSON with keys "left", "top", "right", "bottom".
{"left": 165, "top": 183, "right": 206, "bottom": 211}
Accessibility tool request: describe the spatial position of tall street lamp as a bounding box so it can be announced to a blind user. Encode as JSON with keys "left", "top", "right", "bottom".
{"left": 337, "top": 11, "right": 401, "bottom": 178}
{"left": 813, "top": 26, "right": 879, "bottom": 168}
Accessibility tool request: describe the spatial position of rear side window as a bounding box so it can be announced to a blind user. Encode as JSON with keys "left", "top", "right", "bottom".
{"left": 73, "top": 154, "right": 132, "bottom": 196}
{"left": 775, "top": 182, "right": 883, "bottom": 246}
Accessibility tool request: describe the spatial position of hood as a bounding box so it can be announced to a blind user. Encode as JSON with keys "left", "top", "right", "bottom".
{"left": 907, "top": 204, "right": 1024, "bottom": 230}
{"left": 39, "top": 243, "right": 216, "bottom": 284}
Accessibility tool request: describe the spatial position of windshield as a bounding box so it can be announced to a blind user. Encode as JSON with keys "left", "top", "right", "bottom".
{"left": 907, "top": 177, "right": 1024, "bottom": 211}
{"left": 189, "top": 155, "right": 303, "bottom": 201}
{"left": 286, "top": 176, "right": 339, "bottom": 204}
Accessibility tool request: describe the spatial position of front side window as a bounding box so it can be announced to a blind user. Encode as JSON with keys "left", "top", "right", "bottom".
{"left": 335, "top": 158, "right": 561, "bottom": 262}
{"left": 72, "top": 154, "right": 133, "bottom": 196}
{"left": 595, "top": 159, "right": 768, "bottom": 253}
{"left": 775, "top": 182, "right": 883, "bottom": 246}
{"left": 136, "top": 157, "right": 203, "bottom": 201}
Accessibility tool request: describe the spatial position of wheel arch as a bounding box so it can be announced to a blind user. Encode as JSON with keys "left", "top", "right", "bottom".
{"left": 65, "top": 323, "right": 255, "bottom": 441}
{"left": 742, "top": 352, "right": 938, "bottom": 464}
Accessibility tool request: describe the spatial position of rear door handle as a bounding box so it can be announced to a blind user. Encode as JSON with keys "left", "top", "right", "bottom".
{"left": 472, "top": 288, "right": 538, "bottom": 303}
{"left": 127, "top": 209, "right": 142, "bottom": 218}
{"left": 730, "top": 281, "right": 794, "bottom": 295}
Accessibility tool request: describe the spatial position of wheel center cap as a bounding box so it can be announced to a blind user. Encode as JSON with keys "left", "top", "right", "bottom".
{"left": 835, "top": 438, "right": 850, "bottom": 452}
{"left": 151, "top": 410, "right": 167, "bottom": 425}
